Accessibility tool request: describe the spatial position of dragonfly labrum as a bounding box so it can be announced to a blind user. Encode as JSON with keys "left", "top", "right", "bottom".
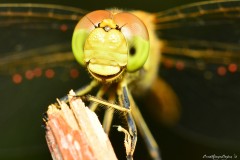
{"left": 0, "top": 0, "right": 240, "bottom": 159}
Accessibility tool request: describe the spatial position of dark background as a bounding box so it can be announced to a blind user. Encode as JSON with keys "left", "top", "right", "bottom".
{"left": 0, "top": 0, "right": 240, "bottom": 160}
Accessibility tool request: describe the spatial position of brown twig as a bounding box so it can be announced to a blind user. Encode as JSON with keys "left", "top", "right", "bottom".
{"left": 44, "top": 90, "right": 117, "bottom": 160}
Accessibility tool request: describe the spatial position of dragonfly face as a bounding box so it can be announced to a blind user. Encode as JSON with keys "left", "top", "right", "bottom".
{"left": 72, "top": 10, "right": 150, "bottom": 82}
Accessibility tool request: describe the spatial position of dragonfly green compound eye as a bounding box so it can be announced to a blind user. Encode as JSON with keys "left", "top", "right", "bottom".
{"left": 72, "top": 10, "right": 149, "bottom": 82}
{"left": 72, "top": 29, "right": 88, "bottom": 66}
{"left": 126, "top": 36, "right": 149, "bottom": 72}
{"left": 113, "top": 12, "right": 150, "bottom": 72}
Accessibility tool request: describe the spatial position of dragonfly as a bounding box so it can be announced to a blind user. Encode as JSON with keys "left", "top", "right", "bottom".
{"left": 0, "top": 0, "right": 240, "bottom": 159}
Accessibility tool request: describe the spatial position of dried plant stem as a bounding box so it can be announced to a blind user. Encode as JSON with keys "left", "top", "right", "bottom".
{"left": 44, "top": 90, "right": 117, "bottom": 160}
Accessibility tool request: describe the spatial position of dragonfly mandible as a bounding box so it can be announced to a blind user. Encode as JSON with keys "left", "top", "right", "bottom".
{"left": 0, "top": 0, "right": 240, "bottom": 159}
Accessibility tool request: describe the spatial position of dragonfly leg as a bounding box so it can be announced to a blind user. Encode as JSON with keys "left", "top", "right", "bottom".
{"left": 115, "top": 125, "right": 135, "bottom": 160}
{"left": 103, "top": 108, "right": 114, "bottom": 134}
{"left": 117, "top": 86, "right": 137, "bottom": 160}
{"left": 60, "top": 80, "right": 98, "bottom": 102}
{"left": 125, "top": 111, "right": 137, "bottom": 160}
{"left": 80, "top": 95, "right": 130, "bottom": 112}
{"left": 102, "top": 93, "right": 115, "bottom": 134}
{"left": 89, "top": 85, "right": 109, "bottom": 111}
{"left": 129, "top": 92, "right": 162, "bottom": 160}
{"left": 84, "top": 84, "right": 114, "bottom": 133}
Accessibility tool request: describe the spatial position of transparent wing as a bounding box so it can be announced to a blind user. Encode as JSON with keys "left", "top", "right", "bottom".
{"left": 154, "top": 0, "right": 240, "bottom": 149}
{"left": 0, "top": 4, "right": 92, "bottom": 159}
{"left": 156, "top": 0, "right": 240, "bottom": 65}
{"left": 0, "top": 4, "right": 88, "bottom": 78}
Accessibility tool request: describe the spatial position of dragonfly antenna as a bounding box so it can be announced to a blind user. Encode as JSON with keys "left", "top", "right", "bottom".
{"left": 86, "top": 16, "right": 98, "bottom": 28}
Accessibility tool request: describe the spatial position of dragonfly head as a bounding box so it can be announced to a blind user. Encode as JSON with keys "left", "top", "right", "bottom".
{"left": 72, "top": 10, "right": 149, "bottom": 83}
